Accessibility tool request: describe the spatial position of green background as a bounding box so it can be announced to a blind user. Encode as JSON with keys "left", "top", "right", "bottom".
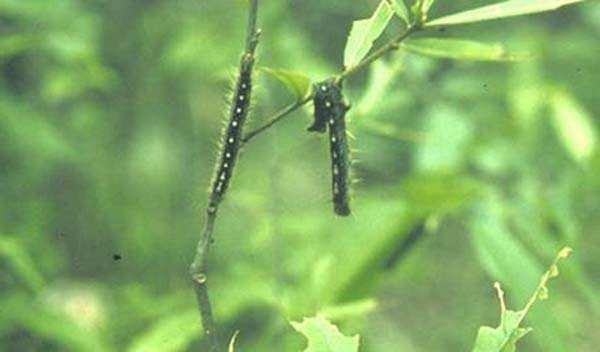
{"left": 1, "top": 1, "right": 599, "bottom": 351}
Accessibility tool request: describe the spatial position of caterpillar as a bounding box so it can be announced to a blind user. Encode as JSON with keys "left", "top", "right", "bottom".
{"left": 310, "top": 79, "right": 352, "bottom": 216}
{"left": 209, "top": 54, "right": 255, "bottom": 208}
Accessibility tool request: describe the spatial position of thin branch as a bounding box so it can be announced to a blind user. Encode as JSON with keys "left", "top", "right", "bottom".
{"left": 242, "top": 96, "right": 312, "bottom": 145}
{"left": 245, "top": 0, "right": 260, "bottom": 53}
{"left": 189, "top": 1, "right": 260, "bottom": 351}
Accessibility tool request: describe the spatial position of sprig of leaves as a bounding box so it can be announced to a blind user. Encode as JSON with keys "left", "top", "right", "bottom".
{"left": 471, "top": 247, "right": 573, "bottom": 352}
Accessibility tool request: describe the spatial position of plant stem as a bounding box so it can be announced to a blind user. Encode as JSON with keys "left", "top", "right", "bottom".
{"left": 242, "top": 96, "right": 312, "bottom": 145}
{"left": 244, "top": 25, "right": 419, "bottom": 142}
{"left": 189, "top": 1, "right": 260, "bottom": 351}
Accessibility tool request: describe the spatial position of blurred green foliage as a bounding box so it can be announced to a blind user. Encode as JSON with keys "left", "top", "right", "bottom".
{"left": 1, "top": 1, "right": 599, "bottom": 351}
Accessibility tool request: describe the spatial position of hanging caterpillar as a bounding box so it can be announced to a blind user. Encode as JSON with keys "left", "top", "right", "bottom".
{"left": 309, "top": 79, "right": 352, "bottom": 216}
{"left": 209, "top": 54, "right": 255, "bottom": 208}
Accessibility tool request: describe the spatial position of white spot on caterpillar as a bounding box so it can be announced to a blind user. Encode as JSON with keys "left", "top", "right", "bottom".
{"left": 239, "top": 95, "right": 245, "bottom": 101}
{"left": 232, "top": 120, "right": 238, "bottom": 127}
{"left": 331, "top": 136, "right": 337, "bottom": 143}
{"left": 216, "top": 182, "right": 223, "bottom": 192}
{"left": 329, "top": 119, "right": 335, "bottom": 125}
{"left": 333, "top": 182, "right": 339, "bottom": 195}
{"left": 228, "top": 137, "right": 234, "bottom": 144}
{"left": 333, "top": 165, "right": 339, "bottom": 175}
{"left": 241, "top": 83, "right": 247, "bottom": 89}
{"left": 332, "top": 151, "right": 338, "bottom": 159}
{"left": 325, "top": 101, "right": 332, "bottom": 108}
{"left": 225, "top": 152, "right": 232, "bottom": 158}
{"left": 236, "top": 107, "right": 242, "bottom": 113}
{"left": 320, "top": 85, "right": 328, "bottom": 92}
{"left": 220, "top": 172, "right": 226, "bottom": 181}
{"left": 223, "top": 163, "right": 229, "bottom": 168}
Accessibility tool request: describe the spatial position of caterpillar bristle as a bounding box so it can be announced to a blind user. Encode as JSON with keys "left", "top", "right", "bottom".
{"left": 208, "top": 53, "right": 256, "bottom": 207}
{"left": 346, "top": 130, "right": 357, "bottom": 141}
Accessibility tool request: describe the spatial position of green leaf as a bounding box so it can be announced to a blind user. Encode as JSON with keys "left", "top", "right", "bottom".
{"left": 261, "top": 67, "right": 312, "bottom": 101}
{"left": 344, "top": 0, "right": 394, "bottom": 69}
{"left": 411, "top": 0, "right": 436, "bottom": 23}
{"left": 402, "top": 38, "right": 527, "bottom": 61}
{"left": 0, "top": 236, "right": 44, "bottom": 292}
{"left": 426, "top": 0, "right": 584, "bottom": 27}
{"left": 126, "top": 310, "right": 202, "bottom": 352}
{"left": 472, "top": 308, "right": 531, "bottom": 352}
{"left": 386, "top": 0, "right": 410, "bottom": 24}
{"left": 291, "top": 316, "right": 360, "bottom": 352}
{"left": 550, "top": 89, "right": 597, "bottom": 162}
{"left": 471, "top": 248, "right": 573, "bottom": 352}
{"left": 319, "top": 299, "right": 378, "bottom": 321}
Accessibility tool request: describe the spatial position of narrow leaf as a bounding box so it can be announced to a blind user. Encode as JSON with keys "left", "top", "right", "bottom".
{"left": 261, "top": 67, "right": 312, "bottom": 101}
{"left": 291, "top": 316, "right": 360, "bottom": 352}
{"left": 402, "top": 38, "right": 527, "bottom": 61}
{"left": 386, "top": 0, "right": 410, "bottom": 24}
{"left": 344, "top": 0, "right": 394, "bottom": 68}
{"left": 551, "top": 89, "right": 597, "bottom": 162}
{"left": 426, "top": 0, "right": 584, "bottom": 27}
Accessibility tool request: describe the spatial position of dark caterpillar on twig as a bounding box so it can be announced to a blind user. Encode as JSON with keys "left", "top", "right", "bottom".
{"left": 309, "top": 79, "right": 352, "bottom": 216}
{"left": 209, "top": 54, "right": 255, "bottom": 208}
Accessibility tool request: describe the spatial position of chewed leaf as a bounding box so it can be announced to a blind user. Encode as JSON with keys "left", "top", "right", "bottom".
{"left": 291, "top": 316, "right": 360, "bottom": 352}
{"left": 402, "top": 38, "right": 528, "bottom": 62}
{"left": 344, "top": 0, "right": 394, "bottom": 69}
{"left": 426, "top": 0, "right": 584, "bottom": 27}
{"left": 261, "top": 67, "right": 312, "bottom": 101}
{"left": 471, "top": 247, "right": 573, "bottom": 352}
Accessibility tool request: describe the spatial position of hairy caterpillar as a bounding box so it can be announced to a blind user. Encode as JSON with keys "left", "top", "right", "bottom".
{"left": 209, "top": 54, "right": 255, "bottom": 208}
{"left": 310, "top": 79, "right": 352, "bottom": 216}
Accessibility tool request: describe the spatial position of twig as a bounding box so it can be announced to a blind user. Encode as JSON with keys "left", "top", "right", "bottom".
{"left": 243, "top": 25, "right": 419, "bottom": 142}
{"left": 189, "top": 1, "right": 260, "bottom": 351}
{"left": 242, "top": 96, "right": 311, "bottom": 145}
